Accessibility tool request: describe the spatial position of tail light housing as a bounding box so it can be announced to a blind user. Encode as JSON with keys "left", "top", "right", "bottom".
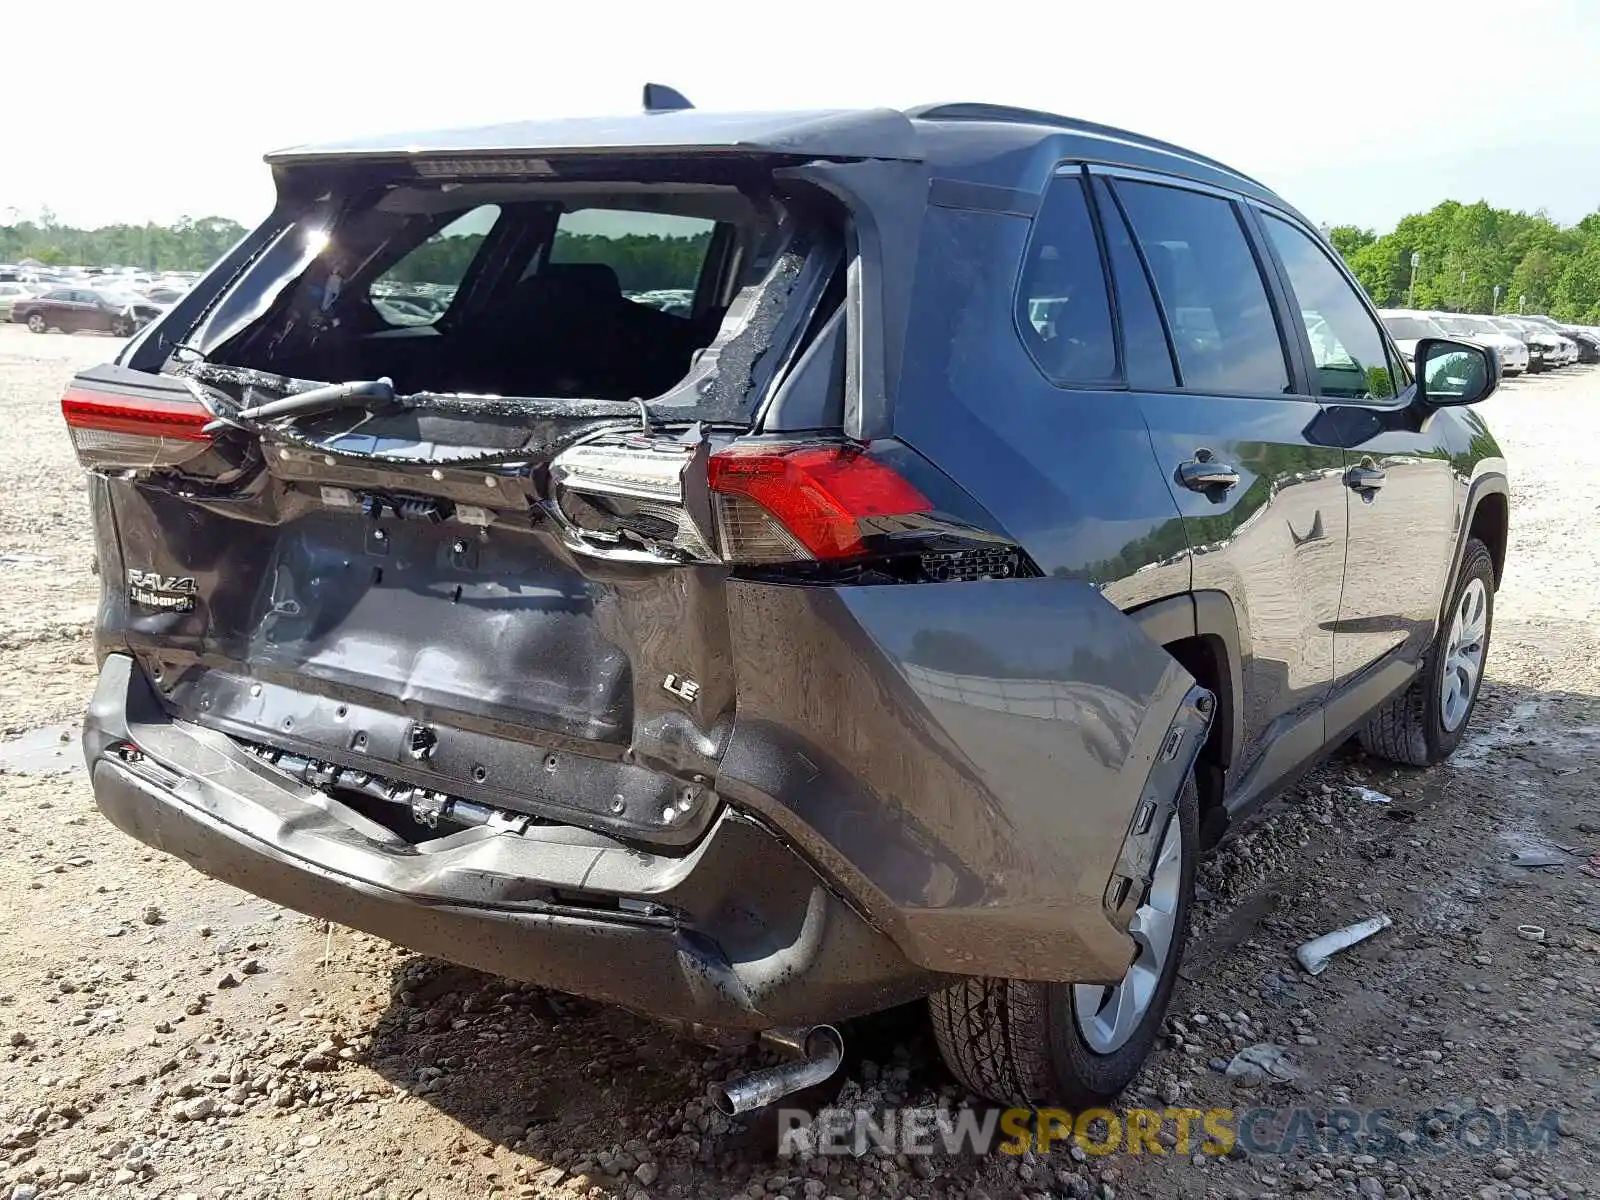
{"left": 62, "top": 386, "right": 213, "bottom": 471}
{"left": 706, "top": 442, "right": 931, "bottom": 561}
{"left": 549, "top": 434, "right": 1021, "bottom": 577}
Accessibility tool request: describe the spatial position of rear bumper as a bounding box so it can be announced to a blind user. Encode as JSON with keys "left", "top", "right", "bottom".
{"left": 84, "top": 654, "right": 939, "bottom": 1030}
{"left": 88, "top": 573, "right": 1211, "bottom": 1008}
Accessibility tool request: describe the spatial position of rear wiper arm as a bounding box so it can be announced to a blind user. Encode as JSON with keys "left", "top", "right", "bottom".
{"left": 235, "top": 378, "right": 397, "bottom": 422}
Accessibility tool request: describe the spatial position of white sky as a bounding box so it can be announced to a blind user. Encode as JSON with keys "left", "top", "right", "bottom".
{"left": 4, "top": 0, "right": 1596, "bottom": 233}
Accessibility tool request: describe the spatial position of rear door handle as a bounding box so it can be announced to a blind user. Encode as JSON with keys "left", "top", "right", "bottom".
{"left": 1177, "top": 454, "right": 1240, "bottom": 493}
{"left": 1345, "top": 459, "right": 1387, "bottom": 493}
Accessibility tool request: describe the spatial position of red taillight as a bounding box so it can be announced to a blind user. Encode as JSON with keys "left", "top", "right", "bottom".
{"left": 61, "top": 387, "right": 212, "bottom": 470}
{"left": 707, "top": 443, "right": 932, "bottom": 560}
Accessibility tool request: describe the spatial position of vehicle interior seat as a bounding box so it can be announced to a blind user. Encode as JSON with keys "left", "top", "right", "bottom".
{"left": 465, "top": 262, "right": 705, "bottom": 400}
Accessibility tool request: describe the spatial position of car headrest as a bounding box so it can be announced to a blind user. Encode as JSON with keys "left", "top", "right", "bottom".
{"left": 537, "top": 261, "right": 622, "bottom": 304}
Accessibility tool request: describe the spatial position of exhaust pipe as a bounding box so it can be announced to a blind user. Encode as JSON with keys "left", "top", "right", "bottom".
{"left": 710, "top": 1025, "right": 844, "bottom": 1115}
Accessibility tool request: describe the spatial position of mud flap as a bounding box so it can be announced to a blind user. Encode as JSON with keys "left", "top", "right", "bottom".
{"left": 718, "top": 577, "right": 1211, "bottom": 983}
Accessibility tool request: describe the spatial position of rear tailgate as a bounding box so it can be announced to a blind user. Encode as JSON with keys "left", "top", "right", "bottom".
{"left": 75, "top": 362, "right": 738, "bottom": 845}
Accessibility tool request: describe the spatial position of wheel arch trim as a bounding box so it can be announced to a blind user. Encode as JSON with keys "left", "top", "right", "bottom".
{"left": 1461, "top": 474, "right": 1509, "bottom": 581}
{"left": 1128, "top": 590, "right": 1244, "bottom": 772}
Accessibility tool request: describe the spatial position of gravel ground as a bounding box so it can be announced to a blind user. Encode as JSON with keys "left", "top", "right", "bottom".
{"left": 1, "top": 321, "right": 1596, "bottom": 1200}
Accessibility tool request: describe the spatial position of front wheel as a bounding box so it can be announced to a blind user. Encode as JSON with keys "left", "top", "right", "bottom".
{"left": 929, "top": 775, "right": 1197, "bottom": 1107}
{"left": 26, "top": 313, "right": 47, "bottom": 334}
{"left": 1358, "top": 538, "right": 1494, "bottom": 766}
{"left": 109, "top": 315, "right": 134, "bottom": 338}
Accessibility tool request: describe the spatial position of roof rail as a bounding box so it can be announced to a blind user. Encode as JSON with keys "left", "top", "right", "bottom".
{"left": 906, "top": 102, "right": 1263, "bottom": 188}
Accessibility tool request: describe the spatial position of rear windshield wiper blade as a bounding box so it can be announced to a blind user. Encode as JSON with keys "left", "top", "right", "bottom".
{"left": 235, "top": 378, "right": 396, "bottom": 422}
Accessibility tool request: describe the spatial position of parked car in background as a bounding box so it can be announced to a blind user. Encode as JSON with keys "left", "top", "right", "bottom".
{"left": 1519, "top": 315, "right": 1586, "bottom": 365}
{"left": 1429, "top": 312, "right": 1529, "bottom": 375}
{"left": 13, "top": 287, "right": 162, "bottom": 335}
{"left": 70, "top": 96, "right": 1508, "bottom": 1112}
{"left": 1560, "top": 327, "right": 1600, "bottom": 363}
{"left": 1377, "top": 309, "right": 1451, "bottom": 367}
{"left": 1515, "top": 316, "right": 1575, "bottom": 366}
{"left": 1487, "top": 316, "right": 1556, "bottom": 372}
{"left": 0, "top": 282, "right": 36, "bottom": 322}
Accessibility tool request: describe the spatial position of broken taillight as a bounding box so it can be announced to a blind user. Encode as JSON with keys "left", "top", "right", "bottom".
{"left": 706, "top": 443, "right": 932, "bottom": 561}
{"left": 550, "top": 436, "right": 944, "bottom": 566}
{"left": 61, "top": 387, "right": 213, "bottom": 471}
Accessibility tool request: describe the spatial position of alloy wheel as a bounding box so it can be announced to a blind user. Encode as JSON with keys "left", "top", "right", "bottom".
{"left": 1440, "top": 576, "right": 1488, "bottom": 732}
{"left": 1073, "top": 813, "right": 1182, "bottom": 1054}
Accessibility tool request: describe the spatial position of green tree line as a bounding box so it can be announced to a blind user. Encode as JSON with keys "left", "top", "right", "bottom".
{"left": 0, "top": 212, "right": 249, "bottom": 272}
{"left": 1328, "top": 200, "right": 1600, "bottom": 322}
{"left": 3, "top": 213, "right": 709, "bottom": 295}
{"left": 384, "top": 229, "right": 711, "bottom": 294}
{"left": 9, "top": 198, "right": 1598, "bottom": 321}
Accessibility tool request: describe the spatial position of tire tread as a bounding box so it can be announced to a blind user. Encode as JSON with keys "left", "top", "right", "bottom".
{"left": 1358, "top": 539, "right": 1493, "bottom": 767}
{"left": 929, "top": 978, "right": 1054, "bottom": 1105}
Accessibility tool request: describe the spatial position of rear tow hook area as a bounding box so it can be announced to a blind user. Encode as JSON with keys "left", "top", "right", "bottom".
{"left": 711, "top": 1025, "right": 845, "bottom": 1115}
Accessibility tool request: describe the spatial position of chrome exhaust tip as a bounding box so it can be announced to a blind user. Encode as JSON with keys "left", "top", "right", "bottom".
{"left": 710, "top": 1025, "right": 844, "bottom": 1116}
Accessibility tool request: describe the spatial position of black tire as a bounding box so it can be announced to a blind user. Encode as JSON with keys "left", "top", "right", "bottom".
{"left": 26, "top": 312, "right": 47, "bottom": 334}
{"left": 1358, "top": 538, "right": 1495, "bottom": 767}
{"left": 928, "top": 775, "right": 1197, "bottom": 1108}
{"left": 110, "top": 315, "right": 133, "bottom": 338}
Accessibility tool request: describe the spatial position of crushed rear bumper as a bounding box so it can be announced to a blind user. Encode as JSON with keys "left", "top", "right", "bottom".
{"left": 84, "top": 654, "right": 938, "bottom": 1030}
{"left": 85, "top": 573, "right": 1212, "bottom": 1023}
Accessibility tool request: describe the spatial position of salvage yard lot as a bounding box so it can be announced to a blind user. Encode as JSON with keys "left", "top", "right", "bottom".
{"left": 1, "top": 320, "right": 1596, "bottom": 1200}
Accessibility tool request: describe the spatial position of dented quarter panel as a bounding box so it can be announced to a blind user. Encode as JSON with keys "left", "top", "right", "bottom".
{"left": 717, "top": 577, "right": 1200, "bottom": 983}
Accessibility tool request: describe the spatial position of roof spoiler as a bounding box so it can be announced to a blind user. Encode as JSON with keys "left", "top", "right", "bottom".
{"left": 643, "top": 83, "right": 694, "bottom": 113}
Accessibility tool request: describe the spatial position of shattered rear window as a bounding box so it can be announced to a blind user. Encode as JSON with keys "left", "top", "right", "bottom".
{"left": 188, "top": 168, "right": 837, "bottom": 426}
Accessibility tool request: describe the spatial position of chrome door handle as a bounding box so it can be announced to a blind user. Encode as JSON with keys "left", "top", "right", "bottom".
{"left": 1345, "top": 459, "right": 1387, "bottom": 492}
{"left": 1177, "top": 456, "right": 1241, "bottom": 493}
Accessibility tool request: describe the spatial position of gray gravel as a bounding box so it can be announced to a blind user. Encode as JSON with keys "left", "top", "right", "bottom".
{"left": 1, "top": 323, "right": 1596, "bottom": 1199}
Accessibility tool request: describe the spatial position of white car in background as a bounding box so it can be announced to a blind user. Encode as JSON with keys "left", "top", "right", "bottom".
{"left": 1519, "top": 315, "right": 1584, "bottom": 364}
{"left": 1377, "top": 309, "right": 1451, "bottom": 368}
{"left": 1429, "top": 312, "right": 1529, "bottom": 375}
{"left": 1497, "top": 315, "right": 1573, "bottom": 367}
{"left": 0, "top": 282, "right": 35, "bottom": 322}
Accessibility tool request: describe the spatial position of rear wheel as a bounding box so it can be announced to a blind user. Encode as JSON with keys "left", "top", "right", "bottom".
{"left": 26, "top": 313, "right": 46, "bottom": 334}
{"left": 929, "top": 775, "right": 1197, "bottom": 1107}
{"left": 1358, "top": 538, "right": 1494, "bottom": 766}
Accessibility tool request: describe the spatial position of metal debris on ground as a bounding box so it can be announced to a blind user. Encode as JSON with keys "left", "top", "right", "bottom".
{"left": 1294, "top": 913, "right": 1393, "bottom": 976}
{"left": 1511, "top": 848, "right": 1569, "bottom": 869}
{"left": 1224, "top": 1043, "right": 1301, "bottom": 1083}
{"left": 1347, "top": 786, "right": 1394, "bottom": 804}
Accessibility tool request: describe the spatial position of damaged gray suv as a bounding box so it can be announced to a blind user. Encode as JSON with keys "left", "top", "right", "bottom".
{"left": 69, "top": 91, "right": 1507, "bottom": 1110}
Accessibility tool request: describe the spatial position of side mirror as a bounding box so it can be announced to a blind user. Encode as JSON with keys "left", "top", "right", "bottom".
{"left": 1413, "top": 337, "right": 1497, "bottom": 407}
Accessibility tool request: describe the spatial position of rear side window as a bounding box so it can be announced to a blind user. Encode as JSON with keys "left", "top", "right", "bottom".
{"left": 369, "top": 204, "right": 500, "bottom": 327}
{"left": 1114, "top": 180, "right": 1290, "bottom": 395}
{"left": 1092, "top": 178, "right": 1177, "bottom": 390}
{"left": 1016, "top": 175, "right": 1117, "bottom": 383}
{"left": 552, "top": 210, "right": 716, "bottom": 315}
{"left": 1261, "top": 215, "right": 1397, "bottom": 401}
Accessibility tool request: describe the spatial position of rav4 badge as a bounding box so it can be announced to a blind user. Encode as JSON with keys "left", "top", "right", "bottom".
{"left": 126, "top": 569, "right": 199, "bottom": 612}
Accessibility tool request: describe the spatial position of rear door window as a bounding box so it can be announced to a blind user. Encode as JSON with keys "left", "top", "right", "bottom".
{"left": 1091, "top": 177, "right": 1177, "bottom": 390}
{"left": 368, "top": 204, "right": 500, "bottom": 326}
{"left": 1261, "top": 215, "right": 1397, "bottom": 401}
{"left": 1114, "top": 180, "right": 1291, "bottom": 395}
{"left": 550, "top": 209, "right": 716, "bottom": 315}
{"left": 1015, "top": 174, "right": 1117, "bottom": 384}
